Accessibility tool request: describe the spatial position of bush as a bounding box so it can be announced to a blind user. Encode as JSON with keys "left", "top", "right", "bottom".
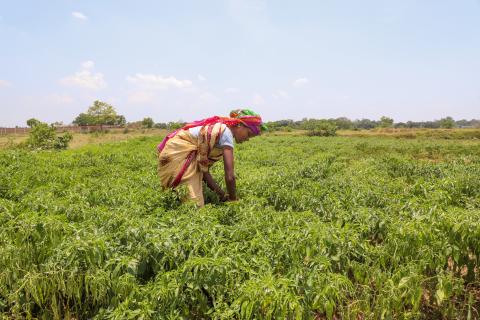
{"left": 26, "top": 122, "right": 73, "bottom": 150}
{"left": 53, "top": 132, "right": 73, "bottom": 149}
{"left": 304, "top": 120, "right": 337, "bottom": 137}
{"left": 142, "top": 117, "right": 154, "bottom": 129}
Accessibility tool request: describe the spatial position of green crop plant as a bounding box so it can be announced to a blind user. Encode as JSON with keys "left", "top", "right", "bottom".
{"left": 0, "top": 134, "right": 479, "bottom": 319}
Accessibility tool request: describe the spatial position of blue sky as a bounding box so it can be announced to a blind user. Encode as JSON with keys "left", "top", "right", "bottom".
{"left": 1, "top": 0, "right": 479, "bottom": 126}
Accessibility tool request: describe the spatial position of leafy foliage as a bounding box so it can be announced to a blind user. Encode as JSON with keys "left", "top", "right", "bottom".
{"left": 26, "top": 118, "right": 41, "bottom": 128}
{"left": 73, "top": 100, "right": 126, "bottom": 126}
{"left": 25, "top": 121, "right": 73, "bottom": 150}
{"left": 1, "top": 135, "right": 480, "bottom": 319}
{"left": 304, "top": 119, "right": 337, "bottom": 136}
{"left": 142, "top": 117, "right": 154, "bottom": 129}
{"left": 379, "top": 116, "right": 394, "bottom": 128}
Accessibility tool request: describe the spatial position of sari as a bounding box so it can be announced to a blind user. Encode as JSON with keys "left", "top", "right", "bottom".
{"left": 157, "top": 122, "right": 227, "bottom": 206}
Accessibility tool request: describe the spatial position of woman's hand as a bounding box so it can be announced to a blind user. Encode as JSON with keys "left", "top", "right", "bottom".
{"left": 217, "top": 189, "right": 228, "bottom": 202}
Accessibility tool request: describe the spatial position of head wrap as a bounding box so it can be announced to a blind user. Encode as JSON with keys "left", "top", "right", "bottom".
{"left": 180, "top": 108, "right": 266, "bottom": 136}
{"left": 229, "top": 109, "right": 267, "bottom": 135}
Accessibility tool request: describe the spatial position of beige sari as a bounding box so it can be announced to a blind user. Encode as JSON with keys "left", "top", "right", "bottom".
{"left": 158, "top": 122, "right": 227, "bottom": 206}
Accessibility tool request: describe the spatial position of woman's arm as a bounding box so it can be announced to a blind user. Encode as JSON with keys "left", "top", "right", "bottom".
{"left": 222, "top": 146, "right": 237, "bottom": 201}
{"left": 203, "top": 171, "right": 227, "bottom": 200}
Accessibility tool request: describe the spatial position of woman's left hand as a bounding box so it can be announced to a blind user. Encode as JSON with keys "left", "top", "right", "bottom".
{"left": 218, "top": 191, "right": 228, "bottom": 202}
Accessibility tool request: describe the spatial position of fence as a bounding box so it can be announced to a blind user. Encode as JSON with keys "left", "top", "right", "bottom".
{"left": 0, "top": 125, "right": 123, "bottom": 136}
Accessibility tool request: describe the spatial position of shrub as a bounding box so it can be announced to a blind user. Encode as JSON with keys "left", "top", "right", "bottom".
{"left": 304, "top": 120, "right": 337, "bottom": 137}
{"left": 142, "top": 117, "right": 154, "bottom": 129}
{"left": 53, "top": 132, "right": 73, "bottom": 149}
{"left": 26, "top": 122, "right": 73, "bottom": 150}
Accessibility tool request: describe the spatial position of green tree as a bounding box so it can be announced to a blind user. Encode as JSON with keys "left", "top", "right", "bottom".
{"left": 26, "top": 118, "right": 41, "bottom": 128}
{"left": 439, "top": 116, "right": 455, "bottom": 129}
{"left": 354, "top": 118, "right": 378, "bottom": 129}
{"left": 142, "top": 117, "right": 154, "bottom": 128}
{"left": 72, "top": 113, "right": 95, "bottom": 126}
{"left": 333, "top": 117, "right": 354, "bottom": 130}
{"left": 73, "top": 100, "right": 126, "bottom": 126}
{"left": 167, "top": 122, "right": 184, "bottom": 130}
{"left": 379, "top": 116, "right": 394, "bottom": 128}
{"left": 154, "top": 122, "right": 168, "bottom": 129}
{"left": 115, "top": 115, "right": 126, "bottom": 126}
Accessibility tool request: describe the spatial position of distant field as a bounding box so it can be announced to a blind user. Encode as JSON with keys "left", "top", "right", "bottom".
{"left": 1, "top": 128, "right": 479, "bottom": 150}
{"left": 1, "top": 133, "right": 479, "bottom": 318}
{"left": 338, "top": 128, "right": 480, "bottom": 139}
{"left": 0, "top": 128, "right": 168, "bottom": 150}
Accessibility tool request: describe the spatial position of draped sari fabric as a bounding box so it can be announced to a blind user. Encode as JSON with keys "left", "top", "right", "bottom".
{"left": 157, "top": 122, "right": 226, "bottom": 190}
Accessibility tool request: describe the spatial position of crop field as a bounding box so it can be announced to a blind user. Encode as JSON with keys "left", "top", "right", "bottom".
{"left": 1, "top": 134, "right": 480, "bottom": 319}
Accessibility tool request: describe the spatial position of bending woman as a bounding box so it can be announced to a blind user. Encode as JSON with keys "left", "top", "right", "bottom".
{"left": 157, "top": 109, "right": 266, "bottom": 207}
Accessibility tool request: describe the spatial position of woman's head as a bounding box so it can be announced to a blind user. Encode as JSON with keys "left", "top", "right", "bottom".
{"left": 230, "top": 123, "right": 255, "bottom": 143}
{"left": 228, "top": 109, "right": 266, "bottom": 143}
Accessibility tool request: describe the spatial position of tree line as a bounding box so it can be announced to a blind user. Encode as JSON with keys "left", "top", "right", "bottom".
{"left": 24, "top": 100, "right": 480, "bottom": 133}
{"left": 265, "top": 116, "right": 480, "bottom": 132}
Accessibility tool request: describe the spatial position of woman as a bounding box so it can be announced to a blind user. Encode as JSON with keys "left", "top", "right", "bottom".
{"left": 157, "top": 109, "right": 266, "bottom": 207}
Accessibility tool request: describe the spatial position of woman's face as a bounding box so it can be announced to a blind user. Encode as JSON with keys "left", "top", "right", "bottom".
{"left": 232, "top": 124, "right": 255, "bottom": 143}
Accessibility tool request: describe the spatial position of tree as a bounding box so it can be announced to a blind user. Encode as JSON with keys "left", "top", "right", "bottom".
{"left": 115, "top": 115, "right": 126, "bottom": 126}
{"left": 142, "top": 117, "right": 154, "bottom": 128}
{"left": 353, "top": 119, "right": 378, "bottom": 129}
{"left": 379, "top": 116, "right": 394, "bottom": 128}
{"left": 26, "top": 118, "right": 41, "bottom": 128}
{"left": 167, "top": 122, "right": 185, "bottom": 130}
{"left": 439, "top": 117, "right": 455, "bottom": 129}
{"left": 73, "top": 100, "right": 126, "bottom": 126}
{"left": 73, "top": 113, "right": 95, "bottom": 126}
{"left": 154, "top": 122, "right": 168, "bottom": 129}
{"left": 333, "top": 117, "right": 354, "bottom": 130}
{"left": 51, "top": 121, "right": 64, "bottom": 127}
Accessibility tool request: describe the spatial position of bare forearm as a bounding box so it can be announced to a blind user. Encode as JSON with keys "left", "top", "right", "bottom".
{"left": 225, "top": 175, "right": 236, "bottom": 200}
{"left": 203, "top": 172, "right": 226, "bottom": 197}
{"left": 222, "top": 147, "right": 237, "bottom": 201}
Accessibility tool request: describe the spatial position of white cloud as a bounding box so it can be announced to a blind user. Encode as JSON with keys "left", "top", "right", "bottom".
{"left": 0, "top": 79, "right": 11, "bottom": 88}
{"left": 60, "top": 61, "right": 107, "bottom": 90}
{"left": 293, "top": 77, "right": 309, "bottom": 88}
{"left": 126, "top": 74, "right": 192, "bottom": 90}
{"left": 197, "top": 74, "right": 207, "bottom": 82}
{"left": 225, "top": 87, "right": 240, "bottom": 93}
{"left": 72, "top": 12, "right": 88, "bottom": 20}
{"left": 252, "top": 93, "right": 265, "bottom": 106}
